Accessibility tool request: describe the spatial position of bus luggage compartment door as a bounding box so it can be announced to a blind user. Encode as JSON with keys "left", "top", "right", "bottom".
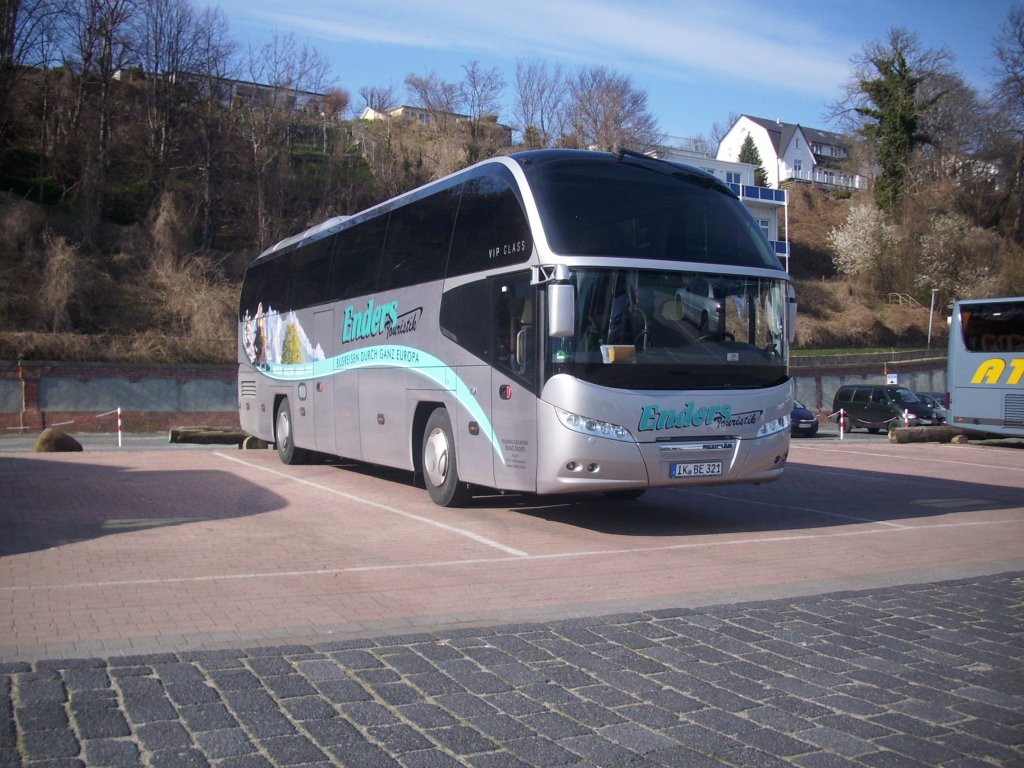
{"left": 313, "top": 310, "right": 336, "bottom": 453}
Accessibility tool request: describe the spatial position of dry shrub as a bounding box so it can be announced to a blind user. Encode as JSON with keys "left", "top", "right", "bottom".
{"left": 151, "top": 192, "right": 191, "bottom": 269}
{"left": 792, "top": 277, "right": 936, "bottom": 348}
{"left": 0, "top": 195, "right": 48, "bottom": 328}
{"left": 41, "top": 232, "right": 81, "bottom": 333}
{"left": 0, "top": 195, "right": 45, "bottom": 254}
{"left": 0, "top": 331, "right": 234, "bottom": 364}
{"left": 149, "top": 254, "right": 237, "bottom": 342}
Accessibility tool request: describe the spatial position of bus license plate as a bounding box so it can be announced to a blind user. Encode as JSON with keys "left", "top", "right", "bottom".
{"left": 671, "top": 461, "right": 722, "bottom": 479}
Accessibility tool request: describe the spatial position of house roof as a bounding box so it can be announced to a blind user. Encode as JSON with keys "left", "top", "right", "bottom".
{"left": 742, "top": 115, "right": 849, "bottom": 156}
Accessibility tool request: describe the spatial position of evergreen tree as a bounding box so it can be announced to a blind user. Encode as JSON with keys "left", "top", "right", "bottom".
{"left": 738, "top": 135, "right": 770, "bottom": 187}
{"left": 282, "top": 323, "right": 303, "bottom": 364}
{"left": 845, "top": 29, "right": 949, "bottom": 216}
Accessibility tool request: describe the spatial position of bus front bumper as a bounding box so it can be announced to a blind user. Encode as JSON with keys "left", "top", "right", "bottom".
{"left": 535, "top": 405, "right": 788, "bottom": 495}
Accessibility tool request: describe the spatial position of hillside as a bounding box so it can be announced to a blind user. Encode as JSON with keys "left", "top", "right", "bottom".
{"left": 0, "top": 182, "right": 946, "bottom": 365}
{"left": 785, "top": 184, "right": 945, "bottom": 350}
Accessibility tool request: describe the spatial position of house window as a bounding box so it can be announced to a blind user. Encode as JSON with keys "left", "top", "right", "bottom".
{"left": 756, "top": 218, "right": 771, "bottom": 239}
{"left": 793, "top": 159, "right": 802, "bottom": 174}
{"left": 726, "top": 171, "right": 742, "bottom": 185}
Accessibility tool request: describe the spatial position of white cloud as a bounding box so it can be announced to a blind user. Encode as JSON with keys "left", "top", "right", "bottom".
{"left": 228, "top": 0, "right": 851, "bottom": 98}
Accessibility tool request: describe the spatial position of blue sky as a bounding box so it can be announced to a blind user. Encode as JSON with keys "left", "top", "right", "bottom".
{"left": 216, "top": 0, "right": 1015, "bottom": 142}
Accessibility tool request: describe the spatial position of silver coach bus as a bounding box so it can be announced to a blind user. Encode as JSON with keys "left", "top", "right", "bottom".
{"left": 947, "top": 296, "right": 1024, "bottom": 437}
{"left": 238, "top": 149, "right": 795, "bottom": 506}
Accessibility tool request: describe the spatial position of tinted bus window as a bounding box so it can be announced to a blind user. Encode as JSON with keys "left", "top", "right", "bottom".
{"left": 379, "top": 184, "right": 461, "bottom": 291}
{"left": 448, "top": 173, "right": 532, "bottom": 277}
{"left": 328, "top": 214, "right": 388, "bottom": 301}
{"left": 240, "top": 254, "right": 289, "bottom": 318}
{"left": 440, "top": 279, "right": 492, "bottom": 360}
{"left": 288, "top": 237, "right": 332, "bottom": 309}
{"left": 527, "top": 159, "right": 780, "bottom": 268}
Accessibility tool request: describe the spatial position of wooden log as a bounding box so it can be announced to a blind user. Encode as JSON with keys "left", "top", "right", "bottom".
{"left": 168, "top": 426, "right": 248, "bottom": 445}
{"left": 888, "top": 426, "right": 970, "bottom": 444}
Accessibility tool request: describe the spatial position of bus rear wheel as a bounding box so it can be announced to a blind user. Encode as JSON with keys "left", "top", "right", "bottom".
{"left": 422, "top": 408, "right": 470, "bottom": 507}
{"left": 275, "top": 397, "right": 310, "bottom": 465}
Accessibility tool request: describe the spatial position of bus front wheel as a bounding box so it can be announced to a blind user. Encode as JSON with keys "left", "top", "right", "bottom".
{"left": 275, "top": 397, "right": 310, "bottom": 465}
{"left": 422, "top": 409, "right": 470, "bottom": 507}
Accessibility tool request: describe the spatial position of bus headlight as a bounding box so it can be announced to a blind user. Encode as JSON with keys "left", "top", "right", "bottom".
{"left": 757, "top": 415, "right": 790, "bottom": 438}
{"left": 555, "top": 407, "right": 635, "bottom": 442}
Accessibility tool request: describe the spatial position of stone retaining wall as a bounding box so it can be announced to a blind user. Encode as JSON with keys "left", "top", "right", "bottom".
{"left": 0, "top": 357, "right": 947, "bottom": 433}
{"left": 0, "top": 362, "right": 238, "bottom": 433}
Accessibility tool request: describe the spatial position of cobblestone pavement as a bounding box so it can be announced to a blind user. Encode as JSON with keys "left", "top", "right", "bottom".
{"left": 3, "top": 572, "right": 1022, "bottom": 768}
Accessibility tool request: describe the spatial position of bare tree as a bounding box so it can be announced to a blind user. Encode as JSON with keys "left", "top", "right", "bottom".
{"left": 459, "top": 59, "right": 504, "bottom": 162}
{"left": 241, "top": 32, "right": 330, "bottom": 249}
{"left": 357, "top": 83, "right": 396, "bottom": 116}
{"left": 134, "top": 0, "right": 207, "bottom": 200}
{"left": 512, "top": 58, "right": 566, "bottom": 148}
{"left": 63, "top": 0, "right": 138, "bottom": 232}
{"left": 564, "top": 65, "right": 663, "bottom": 153}
{"left": 0, "top": 0, "right": 67, "bottom": 140}
{"left": 708, "top": 112, "right": 740, "bottom": 155}
{"left": 404, "top": 69, "right": 459, "bottom": 138}
{"left": 189, "top": 5, "right": 236, "bottom": 249}
{"left": 992, "top": 5, "right": 1024, "bottom": 242}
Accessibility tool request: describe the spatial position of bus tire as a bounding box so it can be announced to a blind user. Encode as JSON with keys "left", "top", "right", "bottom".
{"left": 275, "top": 397, "right": 310, "bottom": 465}
{"left": 422, "top": 408, "right": 469, "bottom": 507}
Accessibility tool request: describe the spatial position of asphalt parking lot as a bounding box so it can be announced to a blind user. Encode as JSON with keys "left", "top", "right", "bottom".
{"left": 1, "top": 431, "right": 1023, "bottom": 766}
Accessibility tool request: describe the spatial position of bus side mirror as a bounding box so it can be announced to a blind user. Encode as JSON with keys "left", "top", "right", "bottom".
{"left": 548, "top": 283, "right": 575, "bottom": 338}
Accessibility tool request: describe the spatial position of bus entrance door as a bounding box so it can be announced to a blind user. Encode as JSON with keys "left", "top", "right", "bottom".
{"left": 490, "top": 274, "right": 537, "bottom": 492}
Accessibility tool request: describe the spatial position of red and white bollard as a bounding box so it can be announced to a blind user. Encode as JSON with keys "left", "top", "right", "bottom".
{"left": 902, "top": 408, "right": 910, "bottom": 428}
{"left": 117, "top": 407, "right": 122, "bottom": 448}
{"left": 838, "top": 408, "right": 847, "bottom": 440}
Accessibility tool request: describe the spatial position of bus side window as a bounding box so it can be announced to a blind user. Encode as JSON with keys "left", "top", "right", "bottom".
{"left": 328, "top": 216, "right": 387, "bottom": 301}
{"left": 448, "top": 171, "right": 532, "bottom": 278}
{"left": 379, "top": 185, "right": 460, "bottom": 290}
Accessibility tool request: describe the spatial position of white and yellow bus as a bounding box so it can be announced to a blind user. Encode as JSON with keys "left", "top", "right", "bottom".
{"left": 238, "top": 149, "right": 796, "bottom": 505}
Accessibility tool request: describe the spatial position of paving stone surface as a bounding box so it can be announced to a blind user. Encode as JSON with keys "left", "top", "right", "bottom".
{"left": 2, "top": 572, "right": 1022, "bottom": 767}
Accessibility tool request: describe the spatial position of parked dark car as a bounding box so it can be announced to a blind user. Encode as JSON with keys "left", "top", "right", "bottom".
{"left": 832, "top": 384, "right": 941, "bottom": 432}
{"left": 915, "top": 392, "right": 948, "bottom": 424}
{"left": 791, "top": 399, "right": 819, "bottom": 437}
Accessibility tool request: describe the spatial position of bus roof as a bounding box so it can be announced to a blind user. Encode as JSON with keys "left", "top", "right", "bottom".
{"left": 254, "top": 149, "right": 735, "bottom": 264}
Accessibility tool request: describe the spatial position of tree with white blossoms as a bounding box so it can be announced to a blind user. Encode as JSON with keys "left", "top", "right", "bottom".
{"left": 828, "top": 203, "right": 903, "bottom": 292}
{"left": 916, "top": 212, "right": 1002, "bottom": 308}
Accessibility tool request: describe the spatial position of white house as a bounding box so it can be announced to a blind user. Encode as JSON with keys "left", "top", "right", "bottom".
{"left": 360, "top": 105, "right": 513, "bottom": 145}
{"left": 716, "top": 115, "right": 867, "bottom": 192}
{"left": 657, "top": 138, "right": 791, "bottom": 271}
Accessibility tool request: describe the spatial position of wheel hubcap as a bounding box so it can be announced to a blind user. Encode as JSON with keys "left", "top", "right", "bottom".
{"left": 277, "top": 409, "right": 291, "bottom": 448}
{"left": 423, "top": 427, "right": 450, "bottom": 487}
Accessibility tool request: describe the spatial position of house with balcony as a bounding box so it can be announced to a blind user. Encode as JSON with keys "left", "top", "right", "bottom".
{"left": 716, "top": 115, "right": 867, "bottom": 192}
{"left": 656, "top": 138, "right": 791, "bottom": 271}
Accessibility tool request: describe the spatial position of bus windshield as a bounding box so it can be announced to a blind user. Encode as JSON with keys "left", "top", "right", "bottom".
{"left": 546, "top": 268, "right": 789, "bottom": 390}
{"left": 527, "top": 157, "right": 782, "bottom": 269}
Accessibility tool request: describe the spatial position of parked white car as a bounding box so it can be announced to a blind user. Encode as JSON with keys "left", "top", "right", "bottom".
{"left": 675, "top": 277, "right": 724, "bottom": 332}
